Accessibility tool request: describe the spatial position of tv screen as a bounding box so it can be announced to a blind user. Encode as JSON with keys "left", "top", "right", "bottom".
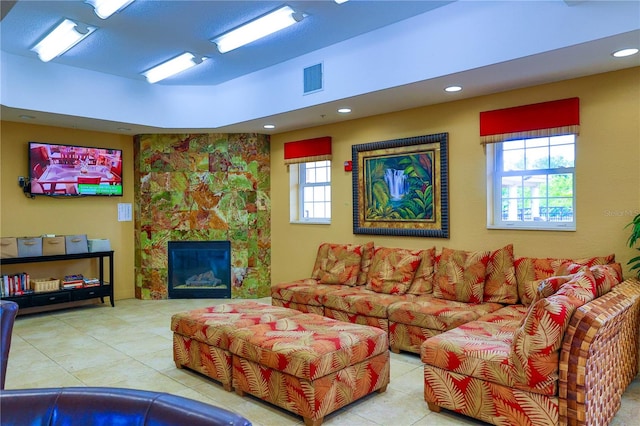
{"left": 28, "top": 142, "right": 123, "bottom": 197}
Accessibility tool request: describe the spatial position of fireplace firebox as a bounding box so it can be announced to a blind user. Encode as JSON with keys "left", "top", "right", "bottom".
{"left": 168, "top": 241, "right": 231, "bottom": 299}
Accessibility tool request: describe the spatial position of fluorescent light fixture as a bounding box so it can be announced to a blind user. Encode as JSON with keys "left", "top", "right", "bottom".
{"left": 31, "top": 19, "right": 97, "bottom": 62}
{"left": 335, "top": 0, "right": 350, "bottom": 4}
{"left": 337, "top": 108, "right": 352, "bottom": 114}
{"left": 612, "top": 48, "right": 639, "bottom": 58}
{"left": 85, "top": 0, "right": 134, "bottom": 19}
{"left": 143, "top": 52, "right": 206, "bottom": 83}
{"left": 263, "top": 124, "right": 276, "bottom": 129}
{"left": 444, "top": 85, "right": 463, "bottom": 92}
{"left": 212, "top": 6, "right": 302, "bottom": 53}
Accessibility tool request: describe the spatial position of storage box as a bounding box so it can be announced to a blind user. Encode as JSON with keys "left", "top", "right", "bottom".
{"left": 42, "top": 236, "right": 66, "bottom": 256}
{"left": 65, "top": 234, "right": 88, "bottom": 254}
{"left": 32, "top": 278, "right": 60, "bottom": 293}
{"left": 0, "top": 237, "right": 18, "bottom": 258}
{"left": 17, "top": 237, "right": 43, "bottom": 257}
{"left": 88, "top": 239, "right": 111, "bottom": 253}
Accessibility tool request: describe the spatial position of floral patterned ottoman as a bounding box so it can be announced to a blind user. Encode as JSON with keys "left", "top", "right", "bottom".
{"left": 229, "top": 313, "right": 390, "bottom": 426}
{"left": 171, "top": 301, "right": 299, "bottom": 391}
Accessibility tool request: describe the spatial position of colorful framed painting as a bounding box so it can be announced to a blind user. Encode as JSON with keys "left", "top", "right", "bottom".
{"left": 352, "top": 133, "right": 449, "bottom": 238}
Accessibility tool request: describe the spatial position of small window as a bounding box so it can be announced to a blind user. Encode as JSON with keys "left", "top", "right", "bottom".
{"left": 290, "top": 160, "right": 331, "bottom": 224}
{"left": 487, "top": 134, "right": 575, "bottom": 230}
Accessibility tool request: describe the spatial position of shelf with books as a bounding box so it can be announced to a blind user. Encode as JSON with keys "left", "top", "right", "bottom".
{"left": 0, "top": 251, "right": 114, "bottom": 311}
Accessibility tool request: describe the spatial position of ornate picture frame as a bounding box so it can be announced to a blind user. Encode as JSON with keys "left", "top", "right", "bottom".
{"left": 352, "top": 133, "right": 449, "bottom": 238}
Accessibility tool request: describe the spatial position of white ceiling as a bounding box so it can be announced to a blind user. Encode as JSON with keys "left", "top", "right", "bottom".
{"left": 1, "top": 0, "right": 639, "bottom": 135}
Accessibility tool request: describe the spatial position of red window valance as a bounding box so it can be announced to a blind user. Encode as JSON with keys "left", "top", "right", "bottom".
{"left": 480, "top": 97, "right": 579, "bottom": 145}
{"left": 284, "top": 136, "right": 332, "bottom": 165}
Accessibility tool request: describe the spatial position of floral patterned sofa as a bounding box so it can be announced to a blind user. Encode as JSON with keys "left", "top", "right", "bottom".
{"left": 271, "top": 242, "right": 640, "bottom": 425}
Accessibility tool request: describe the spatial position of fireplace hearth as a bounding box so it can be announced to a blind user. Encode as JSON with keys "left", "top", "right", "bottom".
{"left": 168, "top": 241, "right": 231, "bottom": 299}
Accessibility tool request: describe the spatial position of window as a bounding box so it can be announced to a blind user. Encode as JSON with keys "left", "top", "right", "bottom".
{"left": 290, "top": 160, "right": 331, "bottom": 223}
{"left": 487, "top": 134, "right": 575, "bottom": 230}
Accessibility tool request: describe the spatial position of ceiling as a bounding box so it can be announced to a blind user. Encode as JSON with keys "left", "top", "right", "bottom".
{"left": 1, "top": 0, "right": 639, "bottom": 135}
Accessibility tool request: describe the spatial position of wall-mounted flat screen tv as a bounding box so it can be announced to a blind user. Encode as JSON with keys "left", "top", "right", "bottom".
{"left": 28, "top": 142, "right": 123, "bottom": 197}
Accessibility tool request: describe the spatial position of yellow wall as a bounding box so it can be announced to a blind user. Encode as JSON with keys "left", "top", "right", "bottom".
{"left": 2, "top": 68, "right": 638, "bottom": 297}
{"left": 0, "top": 121, "right": 135, "bottom": 300}
{"left": 270, "top": 68, "right": 640, "bottom": 284}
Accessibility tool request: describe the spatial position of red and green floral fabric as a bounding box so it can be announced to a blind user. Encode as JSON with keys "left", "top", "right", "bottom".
{"left": 233, "top": 350, "right": 389, "bottom": 425}
{"left": 324, "top": 308, "right": 390, "bottom": 332}
{"left": 171, "top": 302, "right": 298, "bottom": 390}
{"left": 229, "top": 313, "right": 388, "bottom": 380}
{"left": 271, "top": 298, "right": 325, "bottom": 315}
{"left": 476, "top": 304, "right": 529, "bottom": 326}
{"left": 514, "top": 254, "right": 615, "bottom": 305}
{"left": 322, "top": 287, "right": 415, "bottom": 319}
{"left": 357, "top": 241, "right": 375, "bottom": 285}
{"left": 230, "top": 313, "right": 390, "bottom": 425}
{"left": 271, "top": 279, "right": 346, "bottom": 308}
{"left": 365, "top": 246, "right": 422, "bottom": 294}
{"left": 434, "top": 248, "right": 490, "bottom": 303}
{"left": 422, "top": 269, "right": 598, "bottom": 425}
{"left": 424, "top": 366, "right": 558, "bottom": 426}
{"left": 171, "top": 301, "right": 298, "bottom": 349}
{"left": 388, "top": 297, "right": 503, "bottom": 332}
{"left": 511, "top": 269, "right": 597, "bottom": 394}
{"left": 484, "top": 244, "right": 518, "bottom": 304}
{"left": 310, "top": 243, "right": 366, "bottom": 286}
{"left": 406, "top": 247, "right": 437, "bottom": 295}
{"left": 555, "top": 262, "right": 623, "bottom": 297}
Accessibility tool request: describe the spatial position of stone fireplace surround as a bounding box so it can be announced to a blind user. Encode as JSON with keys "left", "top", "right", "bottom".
{"left": 133, "top": 133, "right": 271, "bottom": 300}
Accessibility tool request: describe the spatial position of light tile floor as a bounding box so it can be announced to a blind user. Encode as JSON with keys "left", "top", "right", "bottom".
{"left": 5, "top": 298, "right": 640, "bottom": 426}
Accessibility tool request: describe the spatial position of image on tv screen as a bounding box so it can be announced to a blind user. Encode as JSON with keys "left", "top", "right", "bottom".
{"left": 29, "top": 142, "right": 123, "bottom": 196}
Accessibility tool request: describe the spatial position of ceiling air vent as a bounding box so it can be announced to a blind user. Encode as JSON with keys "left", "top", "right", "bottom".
{"left": 303, "top": 63, "right": 323, "bottom": 94}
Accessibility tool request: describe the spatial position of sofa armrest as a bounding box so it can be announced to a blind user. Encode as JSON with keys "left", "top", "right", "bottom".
{"left": 559, "top": 278, "right": 640, "bottom": 425}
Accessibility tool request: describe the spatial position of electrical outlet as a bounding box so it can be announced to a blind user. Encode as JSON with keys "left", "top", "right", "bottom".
{"left": 18, "top": 176, "right": 25, "bottom": 187}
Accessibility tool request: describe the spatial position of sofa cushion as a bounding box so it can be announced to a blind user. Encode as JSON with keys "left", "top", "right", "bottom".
{"left": 536, "top": 269, "right": 596, "bottom": 302}
{"left": 556, "top": 262, "right": 623, "bottom": 297}
{"left": 271, "top": 279, "right": 347, "bottom": 307}
{"left": 310, "top": 243, "right": 364, "bottom": 286}
{"left": 510, "top": 268, "right": 597, "bottom": 393}
{"left": 433, "top": 248, "right": 490, "bottom": 303}
{"left": 476, "top": 304, "right": 529, "bottom": 326}
{"left": 406, "top": 247, "right": 437, "bottom": 295}
{"left": 387, "top": 297, "right": 502, "bottom": 332}
{"left": 421, "top": 320, "right": 518, "bottom": 389}
{"left": 515, "top": 254, "right": 615, "bottom": 305}
{"left": 323, "top": 287, "right": 415, "bottom": 319}
{"left": 356, "top": 241, "right": 375, "bottom": 285}
{"left": 483, "top": 244, "right": 518, "bottom": 304}
{"left": 365, "top": 247, "right": 422, "bottom": 294}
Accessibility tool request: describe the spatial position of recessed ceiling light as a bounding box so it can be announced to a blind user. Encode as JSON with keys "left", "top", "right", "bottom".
{"left": 337, "top": 108, "right": 351, "bottom": 114}
{"left": 444, "top": 85, "right": 462, "bottom": 92}
{"left": 263, "top": 124, "right": 276, "bottom": 129}
{"left": 612, "top": 48, "right": 639, "bottom": 58}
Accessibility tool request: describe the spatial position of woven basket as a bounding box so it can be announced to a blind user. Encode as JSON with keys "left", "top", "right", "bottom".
{"left": 33, "top": 278, "right": 60, "bottom": 293}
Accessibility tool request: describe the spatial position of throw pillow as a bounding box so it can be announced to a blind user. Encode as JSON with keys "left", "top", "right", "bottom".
{"left": 556, "top": 260, "right": 622, "bottom": 294}
{"left": 483, "top": 244, "right": 518, "bottom": 304}
{"left": 311, "top": 243, "right": 363, "bottom": 286}
{"left": 433, "top": 247, "right": 490, "bottom": 303}
{"left": 356, "top": 241, "right": 375, "bottom": 286}
{"left": 365, "top": 247, "right": 422, "bottom": 294}
{"left": 406, "top": 247, "right": 437, "bottom": 295}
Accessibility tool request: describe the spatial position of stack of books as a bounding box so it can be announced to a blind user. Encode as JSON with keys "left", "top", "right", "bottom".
{"left": 63, "top": 274, "right": 84, "bottom": 290}
{"left": 83, "top": 277, "right": 100, "bottom": 287}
